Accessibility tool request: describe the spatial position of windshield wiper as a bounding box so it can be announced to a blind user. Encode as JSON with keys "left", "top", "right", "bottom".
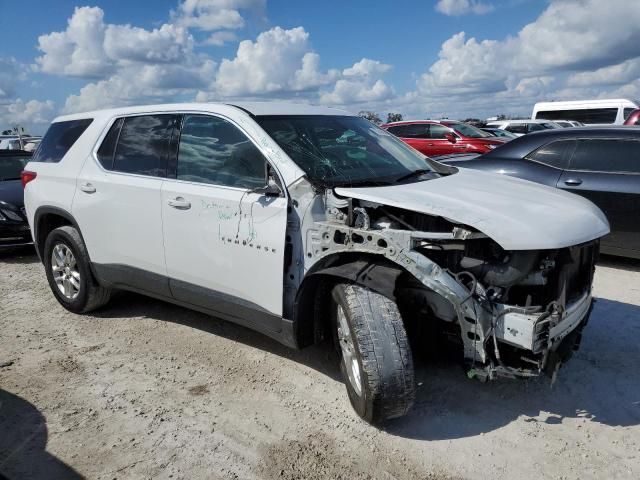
{"left": 394, "top": 169, "right": 433, "bottom": 183}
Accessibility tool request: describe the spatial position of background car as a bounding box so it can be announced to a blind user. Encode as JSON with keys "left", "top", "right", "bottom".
{"left": 623, "top": 108, "right": 640, "bottom": 125}
{"left": 382, "top": 120, "right": 506, "bottom": 156}
{"left": 480, "top": 127, "right": 518, "bottom": 139}
{"left": 440, "top": 127, "right": 640, "bottom": 259}
{"left": 552, "top": 120, "right": 584, "bottom": 128}
{"left": 486, "top": 119, "right": 562, "bottom": 136}
{"left": 0, "top": 150, "right": 32, "bottom": 248}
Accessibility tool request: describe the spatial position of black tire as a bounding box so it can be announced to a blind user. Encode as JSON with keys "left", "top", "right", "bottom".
{"left": 43, "top": 225, "right": 111, "bottom": 313}
{"left": 331, "top": 283, "right": 415, "bottom": 424}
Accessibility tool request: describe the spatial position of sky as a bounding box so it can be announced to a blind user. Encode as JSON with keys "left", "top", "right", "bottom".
{"left": 0, "top": 0, "right": 639, "bottom": 133}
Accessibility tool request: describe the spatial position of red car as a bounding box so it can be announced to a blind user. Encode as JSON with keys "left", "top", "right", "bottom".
{"left": 624, "top": 108, "right": 640, "bottom": 125}
{"left": 382, "top": 120, "right": 506, "bottom": 156}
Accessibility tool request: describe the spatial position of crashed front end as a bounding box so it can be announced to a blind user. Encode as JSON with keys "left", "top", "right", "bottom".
{"left": 305, "top": 196, "right": 600, "bottom": 381}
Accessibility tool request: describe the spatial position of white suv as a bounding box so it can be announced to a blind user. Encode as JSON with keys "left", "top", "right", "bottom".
{"left": 23, "top": 102, "right": 609, "bottom": 424}
{"left": 486, "top": 119, "right": 562, "bottom": 136}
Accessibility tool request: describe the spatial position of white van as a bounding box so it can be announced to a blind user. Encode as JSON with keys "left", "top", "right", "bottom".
{"left": 532, "top": 99, "right": 639, "bottom": 125}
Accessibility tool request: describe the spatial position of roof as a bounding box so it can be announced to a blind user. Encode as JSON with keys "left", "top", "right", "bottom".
{"left": 487, "top": 119, "right": 559, "bottom": 124}
{"left": 482, "top": 125, "right": 640, "bottom": 160}
{"left": 382, "top": 119, "right": 458, "bottom": 127}
{"left": 53, "top": 102, "right": 352, "bottom": 123}
{"left": 533, "top": 98, "right": 639, "bottom": 108}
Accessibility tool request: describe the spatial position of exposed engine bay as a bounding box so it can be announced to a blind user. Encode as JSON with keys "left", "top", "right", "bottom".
{"left": 290, "top": 184, "right": 598, "bottom": 381}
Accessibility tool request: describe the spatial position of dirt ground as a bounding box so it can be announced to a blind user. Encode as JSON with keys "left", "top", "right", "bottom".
{"left": 0, "top": 246, "right": 639, "bottom": 480}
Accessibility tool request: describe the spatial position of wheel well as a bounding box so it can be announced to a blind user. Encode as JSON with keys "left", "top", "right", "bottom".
{"left": 293, "top": 253, "right": 410, "bottom": 348}
{"left": 34, "top": 212, "right": 73, "bottom": 259}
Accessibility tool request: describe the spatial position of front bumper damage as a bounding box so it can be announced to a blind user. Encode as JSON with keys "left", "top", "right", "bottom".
{"left": 306, "top": 219, "right": 595, "bottom": 381}
{"left": 468, "top": 292, "right": 593, "bottom": 381}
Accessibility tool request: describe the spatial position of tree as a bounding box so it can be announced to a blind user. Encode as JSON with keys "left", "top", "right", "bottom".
{"left": 358, "top": 110, "right": 382, "bottom": 124}
{"left": 386, "top": 113, "right": 403, "bottom": 123}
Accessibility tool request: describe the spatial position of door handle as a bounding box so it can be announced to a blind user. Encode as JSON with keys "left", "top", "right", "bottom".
{"left": 564, "top": 178, "right": 583, "bottom": 186}
{"left": 167, "top": 197, "right": 191, "bottom": 210}
{"left": 80, "top": 183, "right": 96, "bottom": 194}
{"left": 427, "top": 143, "right": 434, "bottom": 146}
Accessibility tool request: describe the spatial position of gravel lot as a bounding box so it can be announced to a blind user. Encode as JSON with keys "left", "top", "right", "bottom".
{"left": 1, "top": 246, "right": 639, "bottom": 480}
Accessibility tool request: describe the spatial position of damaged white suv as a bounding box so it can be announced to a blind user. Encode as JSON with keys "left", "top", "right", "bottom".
{"left": 23, "top": 103, "right": 609, "bottom": 424}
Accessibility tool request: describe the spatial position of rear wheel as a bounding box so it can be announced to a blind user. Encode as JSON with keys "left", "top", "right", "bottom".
{"left": 331, "top": 283, "right": 415, "bottom": 424}
{"left": 43, "top": 226, "right": 111, "bottom": 313}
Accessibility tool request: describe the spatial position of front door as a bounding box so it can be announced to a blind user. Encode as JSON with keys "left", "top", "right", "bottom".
{"left": 558, "top": 138, "right": 640, "bottom": 256}
{"left": 161, "top": 114, "right": 288, "bottom": 330}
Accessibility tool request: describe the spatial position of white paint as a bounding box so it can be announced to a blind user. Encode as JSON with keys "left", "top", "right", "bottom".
{"left": 336, "top": 168, "right": 610, "bottom": 251}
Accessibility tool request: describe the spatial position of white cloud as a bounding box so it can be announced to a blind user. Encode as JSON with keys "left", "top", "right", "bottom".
{"left": 319, "top": 79, "right": 393, "bottom": 105}
{"left": 104, "top": 24, "right": 194, "bottom": 64}
{"left": 203, "top": 30, "right": 239, "bottom": 46}
{"left": 213, "top": 26, "right": 339, "bottom": 96}
{"left": 35, "top": 6, "right": 114, "bottom": 78}
{"left": 414, "top": 0, "right": 640, "bottom": 119}
{"left": 0, "top": 58, "right": 25, "bottom": 99}
{"left": 435, "top": 0, "right": 494, "bottom": 16}
{"left": 343, "top": 58, "right": 391, "bottom": 77}
{"left": 174, "top": 0, "right": 265, "bottom": 31}
{"left": 0, "top": 99, "right": 55, "bottom": 127}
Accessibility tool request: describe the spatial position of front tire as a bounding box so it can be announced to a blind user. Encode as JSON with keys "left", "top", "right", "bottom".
{"left": 43, "top": 226, "right": 111, "bottom": 313}
{"left": 332, "top": 283, "right": 415, "bottom": 424}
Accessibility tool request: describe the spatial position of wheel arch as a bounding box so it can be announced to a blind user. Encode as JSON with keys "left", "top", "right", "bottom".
{"left": 292, "top": 252, "right": 416, "bottom": 348}
{"left": 34, "top": 206, "right": 85, "bottom": 261}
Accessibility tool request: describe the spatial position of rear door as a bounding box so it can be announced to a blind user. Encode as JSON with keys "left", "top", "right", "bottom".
{"left": 73, "top": 114, "right": 178, "bottom": 295}
{"left": 161, "top": 114, "right": 288, "bottom": 328}
{"left": 557, "top": 138, "right": 640, "bottom": 256}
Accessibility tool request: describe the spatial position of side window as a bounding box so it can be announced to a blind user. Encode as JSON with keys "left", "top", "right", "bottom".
{"left": 113, "top": 115, "right": 177, "bottom": 177}
{"left": 506, "top": 124, "right": 527, "bottom": 134}
{"left": 624, "top": 108, "right": 635, "bottom": 120}
{"left": 388, "top": 124, "right": 430, "bottom": 139}
{"left": 527, "top": 123, "right": 545, "bottom": 132}
{"left": 526, "top": 140, "right": 575, "bottom": 169}
{"left": 177, "top": 115, "right": 266, "bottom": 189}
{"left": 32, "top": 119, "right": 93, "bottom": 163}
{"left": 428, "top": 124, "right": 450, "bottom": 139}
{"left": 96, "top": 118, "right": 123, "bottom": 170}
{"left": 570, "top": 139, "right": 640, "bottom": 174}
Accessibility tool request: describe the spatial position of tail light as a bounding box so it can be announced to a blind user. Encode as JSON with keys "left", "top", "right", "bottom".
{"left": 21, "top": 170, "right": 37, "bottom": 188}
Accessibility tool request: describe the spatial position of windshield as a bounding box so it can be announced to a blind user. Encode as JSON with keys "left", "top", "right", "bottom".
{"left": 0, "top": 155, "right": 29, "bottom": 181}
{"left": 445, "top": 122, "right": 492, "bottom": 138}
{"left": 257, "top": 115, "right": 442, "bottom": 187}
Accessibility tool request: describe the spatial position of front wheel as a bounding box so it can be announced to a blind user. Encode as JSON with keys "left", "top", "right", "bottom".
{"left": 332, "top": 283, "right": 415, "bottom": 424}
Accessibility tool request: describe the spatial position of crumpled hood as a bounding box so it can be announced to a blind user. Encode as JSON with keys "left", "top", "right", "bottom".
{"left": 335, "top": 168, "right": 610, "bottom": 251}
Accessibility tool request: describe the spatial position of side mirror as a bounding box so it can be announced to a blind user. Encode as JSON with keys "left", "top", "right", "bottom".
{"left": 445, "top": 132, "right": 458, "bottom": 144}
{"left": 253, "top": 181, "right": 282, "bottom": 197}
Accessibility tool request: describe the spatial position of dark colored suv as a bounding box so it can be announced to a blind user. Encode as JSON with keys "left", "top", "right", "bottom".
{"left": 440, "top": 127, "right": 640, "bottom": 259}
{"left": 382, "top": 120, "right": 506, "bottom": 156}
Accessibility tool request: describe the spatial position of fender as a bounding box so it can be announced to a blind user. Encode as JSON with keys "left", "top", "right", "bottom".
{"left": 33, "top": 206, "right": 89, "bottom": 264}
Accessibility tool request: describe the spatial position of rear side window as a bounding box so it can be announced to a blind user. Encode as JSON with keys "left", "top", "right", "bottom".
{"left": 96, "top": 118, "right": 123, "bottom": 169}
{"left": 387, "top": 124, "right": 430, "bottom": 139}
{"left": 570, "top": 139, "right": 640, "bottom": 174}
{"left": 506, "top": 124, "right": 527, "bottom": 134}
{"left": 624, "top": 108, "right": 635, "bottom": 120}
{"left": 32, "top": 119, "right": 93, "bottom": 163}
{"left": 537, "top": 108, "right": 618, "bottom": 124}
{"left": 526, "top": 140, "right": 575, "bottom": 169}
{"left": 113, "top": 115, "right": 177, "bottom": 177}
{"left": 177, "top": 114, "right": 266, "bottom": 189}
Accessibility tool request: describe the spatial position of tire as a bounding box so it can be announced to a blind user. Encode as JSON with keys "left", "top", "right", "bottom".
{"left": 43, "top": 225, "right": 111, "bottom": 313}
{"left": 331, "top": 283, "right": 415, "bottom": 424}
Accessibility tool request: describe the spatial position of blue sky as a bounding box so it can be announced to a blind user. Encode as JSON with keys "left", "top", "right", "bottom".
{"left": 0, "top": 0, "right": 639, "bottom": 133}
